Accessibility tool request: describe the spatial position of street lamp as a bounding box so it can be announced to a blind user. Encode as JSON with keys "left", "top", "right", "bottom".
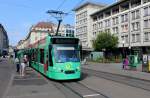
{"left": 122, "top": 40, "right": 125, "bottom": 58}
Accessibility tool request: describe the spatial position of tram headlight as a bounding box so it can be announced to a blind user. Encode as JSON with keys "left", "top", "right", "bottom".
{"left": 57, "top": 68, "right": 61, "bottom": 71}
{"left": 77, "top": 66, "right": 80, "bottom": 71}
{"left": 57, "top": 68, "right": 64, "bottom": 72}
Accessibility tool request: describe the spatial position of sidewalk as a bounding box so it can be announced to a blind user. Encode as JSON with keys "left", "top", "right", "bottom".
{"left": 3, "top": 67, "right": 66, "bottom": 98}
{"left": 82, "top": 62, "right": 150, "bottom": 81}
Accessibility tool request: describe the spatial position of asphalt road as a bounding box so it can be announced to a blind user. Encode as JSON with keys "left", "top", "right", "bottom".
{"left": 83, "top": 68, "right": 150, "bottom": 91}
{"left": 0, "top": 58, "right": 14, "bottom": 98}
{"left": 2, "top": 60, "right": 150, "bottom": 98}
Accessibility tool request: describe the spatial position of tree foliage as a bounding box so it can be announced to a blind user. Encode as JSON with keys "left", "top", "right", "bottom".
{"left": 92, "top": 32, "right": 118, "bottom": 51}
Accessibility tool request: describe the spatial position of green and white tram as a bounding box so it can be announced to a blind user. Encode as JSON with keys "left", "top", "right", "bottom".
{"left": 23, "top": 36, "right": 81, "bottom": 80}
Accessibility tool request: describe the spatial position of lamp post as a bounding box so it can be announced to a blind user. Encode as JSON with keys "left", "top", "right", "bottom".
{"left": 102, "top": 48, "right": 106, "bottom": 63}
{"left": 122, "top": 40, "right": 125, "bottom": 58}
{"left": 129, "top": 46, "right": 131, "bottom": 55}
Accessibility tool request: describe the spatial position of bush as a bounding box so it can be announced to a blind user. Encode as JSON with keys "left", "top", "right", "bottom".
{"left": 89, "top": 55, "right": 123, "bottom": 63}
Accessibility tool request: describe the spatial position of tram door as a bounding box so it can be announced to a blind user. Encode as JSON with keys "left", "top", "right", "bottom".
{"left": 45, "top": 53, "right": 49, "bottom": 71}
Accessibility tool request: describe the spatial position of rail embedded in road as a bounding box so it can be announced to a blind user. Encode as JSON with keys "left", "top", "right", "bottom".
{"left": 49, "top": 80, "right": 109, "bottom": 98}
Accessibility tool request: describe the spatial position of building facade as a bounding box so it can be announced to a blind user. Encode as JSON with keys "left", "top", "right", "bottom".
{"left": 0, "top": 24, "right": 9, "bottom": 55}
{"left": 73, "top": 2, "right": 106, "bottom": 50}
{"left": 17, "top": 22, "right": 54, "bottom": 49}
{"left": 53, "top": 24, "right": 75, "bottom": 37}
{"left": 17, "top": 22, "right": 75, "bottom": 49}
{"left": 91, "top": 0, "right": 150, "bottom": 54}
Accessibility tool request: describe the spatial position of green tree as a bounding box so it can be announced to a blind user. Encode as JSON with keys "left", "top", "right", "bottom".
{"left": 92, "top": 32, "right": 119, "bottom": 58}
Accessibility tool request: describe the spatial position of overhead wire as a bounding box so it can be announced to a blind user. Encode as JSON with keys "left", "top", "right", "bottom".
{"left": 57, "top": 0, "right": 67, "bottom": 10}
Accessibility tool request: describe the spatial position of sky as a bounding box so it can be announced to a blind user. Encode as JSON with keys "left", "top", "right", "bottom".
{"left": 0, "top": 0, "right": 116, "bottom": 46}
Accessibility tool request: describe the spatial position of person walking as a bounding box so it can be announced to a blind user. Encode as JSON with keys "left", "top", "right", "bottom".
{"left": 15, "top": 57, "right": 20, "bottom": 73}
{"left": 123, "top": 56, "right": 129, "bottom": 70}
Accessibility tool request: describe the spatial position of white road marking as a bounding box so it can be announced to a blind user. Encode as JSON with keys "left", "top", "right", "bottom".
{"left": 83, "top": 94, "right": 100, "bottom": 97}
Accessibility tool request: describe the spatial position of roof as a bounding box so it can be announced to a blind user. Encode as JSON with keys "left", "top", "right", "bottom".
{"left": 33, "top": 22, "right": 54, "bottom": 28}
{"left": 72, "top": 1, "right": 106, "bottom": 11}
{"left": 91, "top": 0, "right": 129, "bottom": 16}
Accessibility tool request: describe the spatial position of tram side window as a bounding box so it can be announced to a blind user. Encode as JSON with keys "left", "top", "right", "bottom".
{"left": 31, "top": 52, "right": 34, "bottom": 61}
{"left": 40, "top": 49, "right": 44, "bottom": 64}
{"left": 35, "top": 49, "right": 38, "bottom": 62}
{"left": 49, "top": 48, "right": 53, "bottom": 66}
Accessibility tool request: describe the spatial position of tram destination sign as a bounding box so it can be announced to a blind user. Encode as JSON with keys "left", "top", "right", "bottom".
{"left": 52, "top": 38, "right": 79, "bottom": 44}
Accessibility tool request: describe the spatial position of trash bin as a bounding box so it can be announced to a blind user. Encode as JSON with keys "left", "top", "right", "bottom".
{"left": 128, "top": 55, "right": 139, "bottom": 70}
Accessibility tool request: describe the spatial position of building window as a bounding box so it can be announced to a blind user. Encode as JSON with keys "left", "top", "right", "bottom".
{"left": 136, "top": 34, "right": 140, "bottom": 42}
{"left": 121, "top": 24, "right": 128, "bottom": 33}
{"left": 93, "top": 16, "right": 97, "bottom": 22}
{"left": 94, "top": 24, "right": 97, "bottom": 30}
{"left": 136, "top": 10, "right": 140, "bottom": 19}
{"left": 105, "top": 19, "right": 110, "bottom": 27}
{"left": 93, "top": 32, "right": 96, "bottom": 36}
{"left": 112, "top": 17, "right": 119, "bottom": 25}
{"left": 125, "top": 35, "right": 128, "bottom": 43}
{"left": 132, "top": 11, "right": 135, "bottom": 20}
{"left": 113, "top": 27, "right": 118, "bottom": 34}
{"left": 144, "top": 7, "right": 149, "bottom": 16}
{"left": 121, "top": 15, "right": 124, "bottom": 23}
{"left": 124, "top": 24, "right": 128, "bottom": 31}
{"left": 98, "top": 22, "right": 103, "bottom": 29}
{"left": 132, "top": 22, "right": 140, "bottom": 31}
{"left": 121, "top": 35, "right": 128, "bottom": 44}
{"left": 132, "top": 34, "right": 140, "bottom": 43}
{"left": 100, "top": 22, "right": 103, "bottom": 28}
{"left": 112, "top": 18, "right": 115, "bottom": 25}
{"left": 144, "top": 19, "right": 149, "bottom": 28}
{"left": 98, "top": 14, "right": 103, "bottom": 20}
{"left": 121, "top": 36, "right": 124, "bottom": 42}
{"left": 121, "top": 14, "right": 128, "bottom": 23}
{"left": 132, "top": 34, "right": 136, "bottom": 43}
{"left": 143, "top": 0, "right": 150, "bottom": 4}
{"left": 144, "top": 32, "right": 150, "bottom": 41}
{"left": 132, "top": 10, "right": 140, "bottom": 20}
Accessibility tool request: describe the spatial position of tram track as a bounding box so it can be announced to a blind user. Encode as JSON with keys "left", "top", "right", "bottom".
{"left": 62, "top": 81, "right": 109, "bottom": 98}
{"left": 48, "top": 79, "right": 109, "bottom": 98}
{"left": 83, "top": 68, "right": 150, "bottom": 91}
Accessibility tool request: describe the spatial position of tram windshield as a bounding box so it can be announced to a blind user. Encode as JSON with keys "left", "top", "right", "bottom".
{"left": 53, "top": 45, "right": 80, "bottom": 63}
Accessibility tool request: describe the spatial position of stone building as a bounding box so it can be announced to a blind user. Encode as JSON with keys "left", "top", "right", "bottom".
{"left": 91, "top": 0, "right": 150, "bottom": 54}
{"left": 73, "top": 1, "right": 106, "bottom": 50}
{"left": 0, "top": 24, "right": 9, "bottom": 55}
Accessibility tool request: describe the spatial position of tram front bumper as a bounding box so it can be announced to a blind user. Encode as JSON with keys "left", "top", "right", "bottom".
{"left": 47, "top": 71, "right": 81, "bottom": 80}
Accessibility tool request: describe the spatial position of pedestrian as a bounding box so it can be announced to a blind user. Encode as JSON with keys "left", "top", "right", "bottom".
{"left": 15, "top": 57, "right": 20, "bottom": 73}
{"left": 20, "top": 55, "right": 27, "bottom": 76}
{"left": 123, "top": 56, "right": 129, "bottom": 70}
